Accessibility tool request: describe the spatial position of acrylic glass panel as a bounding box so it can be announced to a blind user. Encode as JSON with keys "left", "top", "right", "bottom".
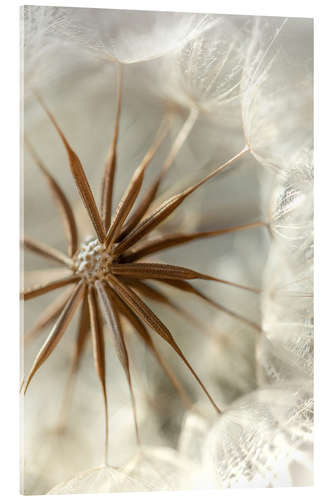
{"left": 21, "top": 5, "right": 313, "bottom": 494}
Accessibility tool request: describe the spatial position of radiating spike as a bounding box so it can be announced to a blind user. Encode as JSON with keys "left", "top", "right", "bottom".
{"left": 106, "top": 275, "right": 222, "bottom": 414}
{"left": 101, "top": 63, "right": 123, "bottom": 231}
{"left": 23, "top": 236, "right": 73, "bottom": 267}
{"left": 122, "top": 278, "right": 205, "bottom": 330}
{"left": 25, "top": 137, "right": 79, "bottom": 257}
{"left": 118, "top": 107, "right": 198, "bottom": 240}
{"left": 24, "top": 287, "right": 74, "bottom": 344}
{"left": 23, "top": 268, "right": 73, "bottom": 288}
{"left": 57, "top": 293, "right": 90, "bottom": 430}
{"left": 87, "top": 285, "right": 109, "bottom": 464}
{"left": 120, "top": 221, "right": 266, "bottom": 262}
{"left": 105, "top": 115, "right": 169, "bottom": 249}
{"left": 95, "top": 281, "right": 140, "bottom": 445}
{"left": 21, "top": 275, "right": 79, "bottom": 301}
{"left": 110, "top": 262, "right": 260, "bottom": 294}
{"left": 36, "top": 92, "right": 106, "bottom": 243}
{"left": 158, "top": 279, "right": 261, "bottom": 333}
{"left": 106, "top": 285, "right": 193, "bottom": 409}
{"left": 114, "top": 147, "right": 249, "bottom": 254}
{"left": 24, "top": 281, "right": 85, "bottom": 394}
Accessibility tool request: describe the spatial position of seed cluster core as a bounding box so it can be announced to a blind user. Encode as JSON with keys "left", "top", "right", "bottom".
{"left": 73, "top": 239, "right": 113, "bottom": 282}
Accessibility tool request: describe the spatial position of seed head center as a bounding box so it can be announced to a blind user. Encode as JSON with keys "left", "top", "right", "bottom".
{"left": 73, "top": 239, "right": 113, "bottom": 283}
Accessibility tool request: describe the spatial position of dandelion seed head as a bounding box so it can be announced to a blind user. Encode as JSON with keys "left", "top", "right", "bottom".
{"left": 201, "top": 382, "right": 313, "bottom": 488}
{"left": 170, "top": 19, "right": 245, "bottom": 111}
{"left": 51, "top": 8, "right": 218, "bottom": 65}
{"left": 259, "top": 232, "right": 313, "bottom": 384}
{"left": 23, "top": 6, "right": 72, "bottom": 93}
{"left": 241, "top": 18, "right": 313, "bottom": 169}
{"left": 146, "top": 17, "right": 249, "bottom": 123}
{"left": 269, "top": 147, "right": 313, "bottom": 246}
